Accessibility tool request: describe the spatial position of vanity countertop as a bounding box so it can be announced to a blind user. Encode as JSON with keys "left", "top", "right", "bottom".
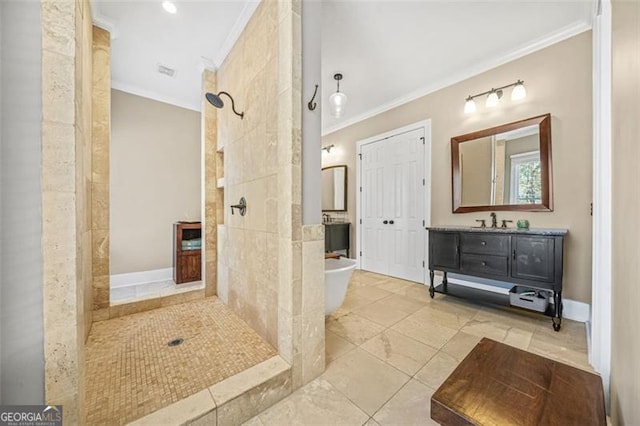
{"left": 323, "top": 221, "right": 350, "bottom": 226}
{"left": 426, "top": 225, "right": 568, "bottom": 236}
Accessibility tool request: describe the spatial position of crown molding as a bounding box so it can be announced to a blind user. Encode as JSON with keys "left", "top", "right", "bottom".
{"left": 213, "top": 0, "right": 261, "bottom": 67}
{"left": 322, "top": 21, "right": 592, "bottom": 136}
{"left": 112, "top": 80, "right": 201, "bottom": 112}
{"left": 89, "top": 1, "right": 119, "bottom": 39}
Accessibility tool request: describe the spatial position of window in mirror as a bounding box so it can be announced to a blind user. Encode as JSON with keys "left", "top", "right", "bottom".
{"left": 322, "top": 165, "right": 347, "bottom": 211}
{"left": 452, "top": 113, "right": 552, "bottom": 213}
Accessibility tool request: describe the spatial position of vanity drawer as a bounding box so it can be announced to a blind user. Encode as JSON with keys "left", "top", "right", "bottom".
{"left": 461, "top": 254, "right": 509, "bottom": 277}
{"left": 460, "top": 234, "right": 510, "bottom": 256}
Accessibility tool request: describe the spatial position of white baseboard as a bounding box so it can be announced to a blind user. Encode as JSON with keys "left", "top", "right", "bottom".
{"left": 562, "top": 298, "right": 591, "bottom": 323}
{"left": 110, "top": 267, "right": 173, "bottom": 288}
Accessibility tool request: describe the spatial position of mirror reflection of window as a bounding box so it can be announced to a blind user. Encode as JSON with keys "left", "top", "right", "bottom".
{"left": 509, "top": 151, "right": 542, "bottom": 204}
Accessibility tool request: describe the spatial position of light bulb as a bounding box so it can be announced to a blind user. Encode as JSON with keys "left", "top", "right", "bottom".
{"left": 162, "top": 1, "right": 177, "bottom": 14}
{"left": 464, "top": 98, "right": 476, "bottom": 114}
{"left": 486, "top": 91, "right": 500, "bottom": 107}
{"left": 329, "top": 92, "right": 347, "bottom": 118}
{"left": 511, "top": 82, "right": 527, "bottom": 101}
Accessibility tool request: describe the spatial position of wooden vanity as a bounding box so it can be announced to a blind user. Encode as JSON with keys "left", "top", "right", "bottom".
{"left": 427, "top": 226, "right": 567, "bottom": 330}
{"left": 324, "top": 222, "right": 350, "bottom": 257}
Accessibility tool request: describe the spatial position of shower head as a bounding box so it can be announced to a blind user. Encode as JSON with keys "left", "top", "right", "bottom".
{"left": 205, "top": 92, "right": 224, "bottom": 108}
{"left": 205, "top": 91, "right": 244, "bottom": 119}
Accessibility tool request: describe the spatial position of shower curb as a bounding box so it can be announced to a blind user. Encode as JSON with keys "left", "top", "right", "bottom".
{"left": 128, "top": 356, "right": 292, "bottom": 426}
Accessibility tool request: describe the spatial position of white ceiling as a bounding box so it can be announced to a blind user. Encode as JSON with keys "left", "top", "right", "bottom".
{"left": 92, "top": 0, "right": 593, "bottom": 132}
{"left": 92, "top": 0, "right": 259, "bottom": 111}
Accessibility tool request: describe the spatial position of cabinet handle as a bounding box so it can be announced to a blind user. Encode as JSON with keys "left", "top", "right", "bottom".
{"left": 456, "top": 246, "right": 460, "bottom": 255}
{"left": 389, "top": 220, "right": 395, "bottom": 224}
{"left": 383, "top": 220, "right": 388, "bottom": 225}
{"left": 481, "top": 261, "right": 487, "bottom": 266}
{"left": 513, "top": 249, "right": 517, "bottom": 260}
{"left": 481, "top": 241, "right": 487, "bottom": 246}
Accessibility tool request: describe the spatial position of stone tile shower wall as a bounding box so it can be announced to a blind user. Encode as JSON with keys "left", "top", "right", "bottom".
{"left": 41, "top": 0, "right": 93, "bottom": 422}
{"left": 215, "top": 0, "right": 325, "bottom": 386}
{"left": 217, "top": 1, "right": 281, "bottom": 348}
{"left": 91, "top": 26, "right": 111, "bottom": 320}
{"left": 202, "top": 68, "right": 219, "bottom": 298}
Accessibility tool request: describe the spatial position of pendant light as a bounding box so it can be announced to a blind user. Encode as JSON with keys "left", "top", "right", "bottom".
{"left": 329, "top": 73, "right": 347, "bottom": 118}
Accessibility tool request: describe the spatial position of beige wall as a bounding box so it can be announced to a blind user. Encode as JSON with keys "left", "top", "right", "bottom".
{"left": 110, "top": 89, "right": 201, "bottom": 274}
{"left": 41, "top": 0, "right": 93, "bottom": 422}
{"left": 323, "top": 31, "right": 593, "bottom": 303}
{"left": 610, "top": 0, "right": 640, "bottom": 423}
{"left": 459, "top": 136, "right": 492, "bottom": 206}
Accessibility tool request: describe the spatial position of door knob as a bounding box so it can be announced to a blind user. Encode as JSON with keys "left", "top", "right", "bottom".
{"left": 389, "top": 220, "right": 395, "bottom": 224}
{"left": 383, "top": 220, "right": 388, "bottom": 224}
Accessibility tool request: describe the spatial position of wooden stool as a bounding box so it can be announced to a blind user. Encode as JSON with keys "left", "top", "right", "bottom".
{"left": 431, "top": 338, "right": 606, "bottom": 425}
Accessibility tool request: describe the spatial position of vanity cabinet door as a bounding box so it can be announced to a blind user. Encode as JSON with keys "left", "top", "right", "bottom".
{"left": 429, "top": 232, "right": 459, "bottom": 270}
{"left": 512, "top": 236, "right": 555, "bottom": 283}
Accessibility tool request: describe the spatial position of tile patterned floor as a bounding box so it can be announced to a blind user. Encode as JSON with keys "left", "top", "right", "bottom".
{"left": 110, "top": 279, "right": 204, "bottom": 305}
{"left": 85, "top": 297, "right": 276, "bottom": 425}
{"left": 248, "top": 270, "right": 593, "bottom": 426}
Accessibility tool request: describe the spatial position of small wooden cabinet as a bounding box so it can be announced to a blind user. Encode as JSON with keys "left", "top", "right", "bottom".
{"left": 173, "top": 222, "right": 202, "bottom": 284}
{"left": 427, "top": 226, "right": 567, "bottom": 330}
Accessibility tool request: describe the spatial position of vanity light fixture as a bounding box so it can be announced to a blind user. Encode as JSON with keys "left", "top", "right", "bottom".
{"left": 329, "top": 73, "right": 347, "bottom": 118}
{"left": 463, "top": 80, "right": 526, "bottom": 113}
{"left": 205, "top": 91, "right": 244, "bottom": 119}
{"left": 322, "top": 144, "right": 335, "bottom": 153}
{"left": 486, "top": 90, "right": 501, "bottom": 107}
{"left": 464, "top": 96, "right": 477, "bottom": 114}
{"left": 511, "top": 80, "right": 527, "bottom": 100}
{"left": 162, "top": 1, "right": 177, "bottom": 14}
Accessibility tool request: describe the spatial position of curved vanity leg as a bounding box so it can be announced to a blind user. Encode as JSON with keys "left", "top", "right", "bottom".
{"left": 552, "top": 291, "right": 563, "bottom": 331}
{"left": 429, "top": 270, "right": 435, "bottom": 298}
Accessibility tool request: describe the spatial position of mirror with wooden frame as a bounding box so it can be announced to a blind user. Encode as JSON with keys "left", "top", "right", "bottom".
{"left": 322, "top": 165, "right": 348, "bottom": 212}
{"left": 451, "top": 113, "right": 552, "bottom": 213}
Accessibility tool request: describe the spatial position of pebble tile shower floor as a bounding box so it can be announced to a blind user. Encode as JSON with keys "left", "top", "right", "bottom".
{"left": 85, "top": 297, "right": 277, "bottom": 425}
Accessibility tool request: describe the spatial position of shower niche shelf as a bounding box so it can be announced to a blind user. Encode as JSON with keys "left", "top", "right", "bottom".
{"left": 173, "top": 221, "right": 202, "bottom": 284}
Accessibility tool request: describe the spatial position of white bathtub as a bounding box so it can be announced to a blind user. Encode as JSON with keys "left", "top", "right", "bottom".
{"left": 324, "top": 257, "right": 358, "bottom": 315}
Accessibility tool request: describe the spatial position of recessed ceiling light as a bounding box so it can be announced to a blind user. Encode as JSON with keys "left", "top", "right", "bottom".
{"left": 162, "top": 1, "right": 177, "bottom": 14}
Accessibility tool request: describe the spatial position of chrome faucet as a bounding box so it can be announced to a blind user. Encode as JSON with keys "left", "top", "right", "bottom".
{"left": 490, "top": 212, "right": 498, "bottom": 228}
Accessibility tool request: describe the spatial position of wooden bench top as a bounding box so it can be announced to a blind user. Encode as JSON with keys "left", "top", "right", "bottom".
{"left": 431, "top": 338, "right": 606, "bottom": 426}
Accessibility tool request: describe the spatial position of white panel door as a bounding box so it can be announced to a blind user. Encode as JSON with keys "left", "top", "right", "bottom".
{"left": 361, "top": 138, "right": 388, "bottom": 275}
{"left": 360, "top": 128, "right": 425, "bottom": 283}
